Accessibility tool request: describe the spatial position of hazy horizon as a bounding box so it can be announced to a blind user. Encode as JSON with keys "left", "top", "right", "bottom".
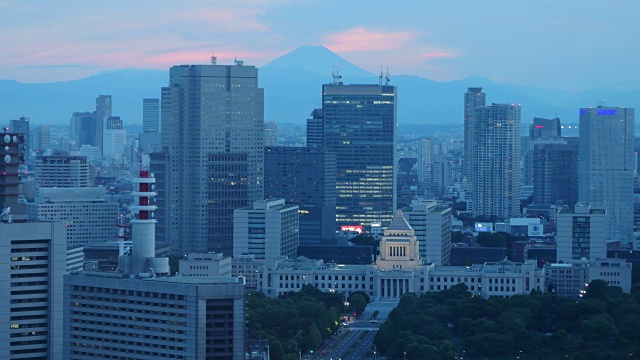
{"left": 0, "top": 1, "right": 638, "bottom": 91}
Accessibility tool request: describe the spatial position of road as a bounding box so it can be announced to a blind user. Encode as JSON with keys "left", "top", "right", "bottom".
{"left": 309, "top": 300, "right": 398, "bottom": 360}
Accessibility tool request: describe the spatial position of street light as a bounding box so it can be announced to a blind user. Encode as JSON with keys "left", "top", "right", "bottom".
{"left": 404, "top": 351, "right": 407, "bottom": 360}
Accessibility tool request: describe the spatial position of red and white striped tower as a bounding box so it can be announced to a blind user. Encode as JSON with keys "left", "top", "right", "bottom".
{"left": 131, "top": 166, "right": 157, "bottom": 275}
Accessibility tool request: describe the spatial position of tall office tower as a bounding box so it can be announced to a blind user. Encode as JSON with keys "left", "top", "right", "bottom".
{"left": 0, "top": 221, "right": 67, "bottom": 359}
{"left": 523, "top": 117, "right": 563, "bottom": 186}
{"left": 418, "top": 138, "right": 434, "bottom": 183}
{"left": 34, "top": 153, "right": 90, "bottom": 187}
{"left": 149, "top": 152, "right": 170, "bottom": 244}
{"left": 306, "top": 108, "right": 323, "bottom": 147}
{"left": 64, "top": 168, "right": 247, "bottom": 359}
{"left": 322, "top": 83, "right": 397, "bottom": 228}
{"left": 463, "top": 87, "right": 486, "bottom": 188}
{"left": 70, "top": 111, "right": 96, "bottom": 148}
{"left": 103, "top": 116, "right": 126, "bottom": 160}
{"left": 404, "top": 200, "right": 452, "bottom": 265}
{"left": 264, "top": 121, "right": 278, "bottom": 146}
{"left": 32, "top": 125, "right": 51, "bottom": 154}
{"left": 556, "top": 203, "right": 607, "bottom": 262}
{"left": 95, "top": 95, "right": 112, "bottom": 153}
{"left": 0, "top": 131, "right": 27, "bottom": 215}
{"left": 471, "top": 103, "right": 522, "bottom": 219}
{"left": 233, "top": 199, "right": 299, "bottom": 260}
{"left": 27, "top": 187, "right": 118, "bottom": 248}
{"left": 264, "top": 146, "right": 336, "bottom": 244}
{"left": 161, "top": 62, "right": 264, "bottom": 255}
{"left": 579, "top": 106, "right": 634, "bottom": 245}
{"left": 142, "top": 98, "right": 160, "bottom": 133}
{"left": 532, "top": 138, "right": 579, "bottom": 207}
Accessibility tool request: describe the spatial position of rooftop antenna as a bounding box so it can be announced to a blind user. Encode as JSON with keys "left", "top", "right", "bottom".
{"left": 210, "top": 52, "right": 217, "bottom": 65}
{"left": 332, "top": 64, "right": 342, "bottom": 85}
{"left": 385, "top": 66, "right": 391, "bottom": 85}
{"left": 379, "top": 66, "right": 384, "bottom": 85}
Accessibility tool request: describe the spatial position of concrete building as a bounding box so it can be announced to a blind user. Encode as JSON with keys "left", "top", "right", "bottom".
{"left": 556, "top": 203, "right": 607, "bottom": 262}
{"left": 64, "top": 167, "right": 246, "bottom": 359}
{"left": 149, "top": 152, "right": 170, "bottom": 245}
{"left": 32, "top": 125, "right": 51, "bottom": 154}
{"left": 264, "top": 121, "right": 278, "bottom": 146}
{"left": 471, "top": 103, "right": 522, "bottom": 219}
{"left": 0, "top": 221, "right": 67, "bottom": 360}
{"left": 179, "top": 252, "right": 231, "bottom": 277}
{"left": 233, "top": 199, "right": 299, "bottom": 260}
{"left": 404, "top": 200, "right": 452, "bottom": 265}
{"left": 232, "top": 254, "right": 265, "bottom": 291}
{"left": 27, "top": 187, "right": 118, "bottom": 248}
{"left": 64, "top": 275, "right": 246, "bottom": 359}
{"left": 322, "top": 83, "right": 397, "bottom": 228}
{"left": 252, "top": 211, "right": 544, "bottom": 300}
{"left": 545, "top": 258, "right": 632, "bottom": 295}
{"left": 142, "top": 98, "right": 160, "bottom": 134}
{"left": 34, "top": 153, "right": 90, "bottom": 188}
{"left": 463, "top": 87, "right": 486, "bottom": 189}
{"left": 264, "top": 146, "right": 336, "bottom": 245}
{"left": 579, "top": 106, "right": 635, "bottom": 246}
{"left": 159, "top": 61, "right": 264, "bottom": 256}
{"left": 103, "top": 116, "right": 126, "bottom": 160}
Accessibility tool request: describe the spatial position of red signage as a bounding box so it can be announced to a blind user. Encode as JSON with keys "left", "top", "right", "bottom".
{"left": 340, "top": 225, "right": 363, "bottom": 234}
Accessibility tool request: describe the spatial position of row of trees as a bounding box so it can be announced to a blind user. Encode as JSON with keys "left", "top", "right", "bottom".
{"left": 375, "top": 280, "right": 640, "bottom": 359}
{"left": 246, "top": 286, "right": 369, "bottom": 360}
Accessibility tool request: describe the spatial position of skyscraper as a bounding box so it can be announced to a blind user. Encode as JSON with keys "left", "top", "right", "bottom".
{"left": 264, "top": 146, "right": 336, "bottom": 244}
{"left": 103, "top": 116, "right": 126, "bottom": 160}
{"left": 142, "top": 98, "right": 160, "bottom": 133}
{"left": 463, "top": 87, "right": 486, "bottom": 188}
{"left": 70, "top": 111, "right": 96, "bottom": 148}
{"left": 556, "top": 202, "right": 607, "bottom": 262}
{"left": 160, "top": 62, "right": 264, "bottom": 255}
{"left": 95, "top": 95, "right": 112, "bottom": 154}
{"left": 322, "top": 83, "right": 397, "bottom": 228}
{"left": 471, "top": 103, "right": 522, "bottom": 219}
{"left": 417, "top": 138, "right": 434, "bottom": 183}
{"left": 579, "top": 106, "right": 635, "bottom": 245}
{"left": 532, "top": 138, "right": 579, "bottom": 207}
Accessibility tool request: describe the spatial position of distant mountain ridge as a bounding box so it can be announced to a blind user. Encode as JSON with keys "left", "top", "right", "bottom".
{"left": 1, "top": 46, "right": 639, "bottom": 130}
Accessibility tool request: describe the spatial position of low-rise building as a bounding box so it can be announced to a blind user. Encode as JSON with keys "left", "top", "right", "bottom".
{"left": 179, "top": 252, "right": 231, "bottom": 277}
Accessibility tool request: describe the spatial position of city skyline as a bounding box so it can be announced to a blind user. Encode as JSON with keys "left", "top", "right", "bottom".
{"left": 0, "top": 1, "right": 637, "bottom": 91}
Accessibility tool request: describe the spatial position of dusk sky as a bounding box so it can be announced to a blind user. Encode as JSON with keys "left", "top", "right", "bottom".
{"left": 1, "top": 0, "right": 637, "bottom": 90}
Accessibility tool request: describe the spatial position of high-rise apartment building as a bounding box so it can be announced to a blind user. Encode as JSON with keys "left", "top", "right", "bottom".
{"left": 579, "top": 106, "right": 634, "bottom": 246}
{"left": 471, "top": 103, "right": 522, "bottom": 219}
{"left": 322, "top": 83, "right": 397, "bottom": 228}
{"left": 463, "top": 87, "right": 486, "bottom": 188}
{"left": 418, "top": 138, "right": 434, "bottom": 183}
{"left": 70, "top": 112, "right": 96, "bottom": 148}
{"left": 95, "top": 95, "right": 112, "bottom": 154}
{"left": 160, "top": 62, "right": 264, "bottom": 255}
{"left": 532, "top": 138, "right": 579, "bottom": 207}
{"left": 556, "top": 202, "right": 607, "bottom": 262}
{"left": 264, "top": 146, "right": 336, "bottom": 244}
{"left": 34, "top": 153, "right": 90, "bottom": 188}
{"left": 142, "top": 98, "right": 160, "bottom": 133}
{"left": 233, "top": 199, "right": 299, "bottom": 260}
{"left": 404, "top": 200, "right": 452, "bottom": 265}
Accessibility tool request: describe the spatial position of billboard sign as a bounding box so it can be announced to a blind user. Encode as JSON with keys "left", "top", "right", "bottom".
{"left": 528, "top": 224, "right": 543, "bottom": 237}
{"left": 340, "top": 225, "right": 363, "bottom": 234}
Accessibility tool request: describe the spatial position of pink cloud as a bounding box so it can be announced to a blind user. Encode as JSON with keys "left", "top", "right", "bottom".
{"left": 322, "top": 27, "right": 418, "bottom": 53}
{"left": 179, "top": 8, "right": 270, "bottom": 32}
{"left": 420, "top": 51, "right": 456, "bottom": 60}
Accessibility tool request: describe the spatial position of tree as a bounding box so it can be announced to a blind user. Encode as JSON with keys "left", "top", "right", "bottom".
{"left": 584, "top": 279, "right": 609, "bottom": 301}
{"left": 349, "top": 291, "right": 370, "bottom": 304}
{"left": 347, "top": 294, "right": 367, "bottom": 316}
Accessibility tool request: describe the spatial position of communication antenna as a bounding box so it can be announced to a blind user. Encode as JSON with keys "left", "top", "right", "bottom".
{"left": 379, "top": 66, "right": 384, "bottom": 85}
{"left": 385, "top": 66, "right": 391, "bottom": 85}
{"left": 210, "top": 52, "right": 217, "bottom": 65}
{"left": 332, "top": 64, "right": 342, "bottom": 85}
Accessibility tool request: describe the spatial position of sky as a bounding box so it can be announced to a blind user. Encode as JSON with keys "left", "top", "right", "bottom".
{"left": 0, "top": 0, "right": 638, "bottom": 91}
